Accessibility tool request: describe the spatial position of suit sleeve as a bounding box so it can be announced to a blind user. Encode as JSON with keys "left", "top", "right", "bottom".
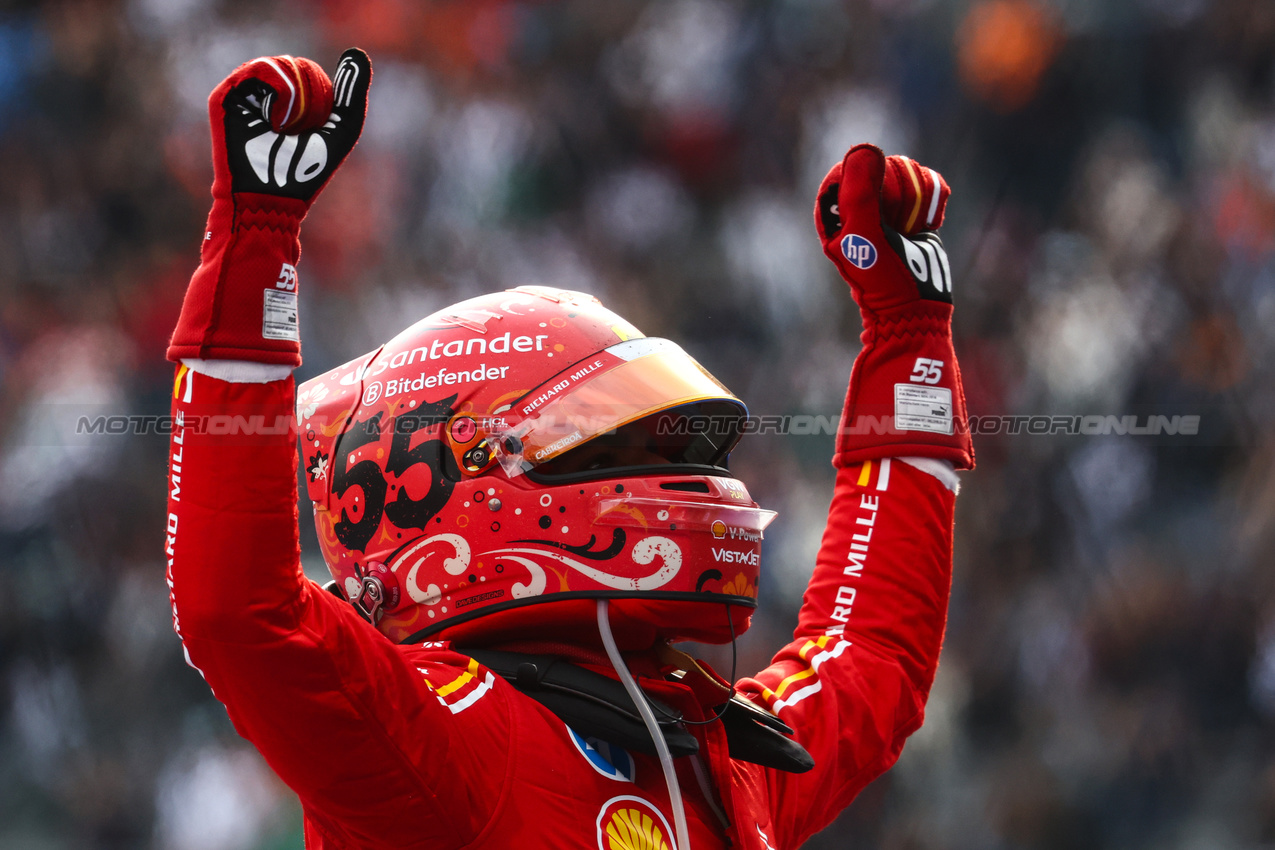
{"left": 735, "top": 455, "right": 955, "bottom": 849}
{"left": 164, "top": 365, "right": 508, "bottom": 849}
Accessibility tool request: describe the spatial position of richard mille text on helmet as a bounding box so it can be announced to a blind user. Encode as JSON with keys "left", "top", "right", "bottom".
{"left": 164, "top": 48, "right": 972, "bottom": 850}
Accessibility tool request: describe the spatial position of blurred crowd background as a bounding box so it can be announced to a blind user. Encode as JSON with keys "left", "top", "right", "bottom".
{"left": 1, "top": 0, "right": 1273, "bottom": 847}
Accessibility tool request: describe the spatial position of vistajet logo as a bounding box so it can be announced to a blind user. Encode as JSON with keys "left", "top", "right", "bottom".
{"left": 712, "top": 548, "right": 759, "bottom": 566}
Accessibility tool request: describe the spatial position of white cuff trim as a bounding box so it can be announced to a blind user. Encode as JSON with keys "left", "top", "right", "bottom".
{"left": 899, "top": 457, "right": 960, "bottom": 494}
{"left": 181, "top": 358, "right": 293, "bottom": 384}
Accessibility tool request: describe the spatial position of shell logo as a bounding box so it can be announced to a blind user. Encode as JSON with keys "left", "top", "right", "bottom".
{"left": 596, "top": 795, "right": 676, "bottom": 850}
{"left": 710, "top": 520, "right": 727, "bottom": 539}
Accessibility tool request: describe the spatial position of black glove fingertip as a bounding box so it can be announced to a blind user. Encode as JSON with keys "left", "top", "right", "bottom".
{"left": 331, "top": 48, "right": 372, "bottom": 115}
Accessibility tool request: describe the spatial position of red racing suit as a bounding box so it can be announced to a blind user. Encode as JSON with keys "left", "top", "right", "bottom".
{"left": 164, "top": 365, "right": 958, "bottom": 850}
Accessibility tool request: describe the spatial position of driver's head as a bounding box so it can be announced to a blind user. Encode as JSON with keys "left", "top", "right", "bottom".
{"left": 299, "top": 287, "right": 774, "bottom": 649}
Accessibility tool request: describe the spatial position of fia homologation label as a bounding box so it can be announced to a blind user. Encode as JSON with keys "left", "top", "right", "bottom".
{"left": 263, "top": 290, "right": 299, "bottom": 341}
{"left": 895, "top": 384, "right": 953, "bottom": 434}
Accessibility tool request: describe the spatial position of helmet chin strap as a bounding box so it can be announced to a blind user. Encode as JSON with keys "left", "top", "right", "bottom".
{"left": 597, "top": 600, "right": 692, "bottom": 850}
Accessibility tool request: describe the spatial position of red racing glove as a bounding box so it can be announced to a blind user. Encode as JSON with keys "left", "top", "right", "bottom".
{"left": 167, "top": 49, "right": 372, "bottom": 366}
{"left": 815, "top": 143, "right": 974, "bottom": 469}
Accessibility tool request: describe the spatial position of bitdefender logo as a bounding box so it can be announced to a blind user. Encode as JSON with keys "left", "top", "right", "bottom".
{"left": 841, "top": 234, "right": 877, "bottom": 269}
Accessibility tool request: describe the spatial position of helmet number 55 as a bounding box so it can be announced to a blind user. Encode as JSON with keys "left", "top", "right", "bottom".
{"left": 909, "top": 358, "right": 944, "bottom": 385}
{"left": 332, "top": 396, "right": 459, "bottom": 552}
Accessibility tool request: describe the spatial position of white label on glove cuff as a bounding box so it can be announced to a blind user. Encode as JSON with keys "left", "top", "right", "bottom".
{"left": 263, "top": 290, "right": 299, "bottom": 341}
{"left": 895, "top": 384, "right": 952, "bottom": 434}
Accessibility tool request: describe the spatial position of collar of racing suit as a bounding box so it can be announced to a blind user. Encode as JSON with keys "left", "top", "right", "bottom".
{"left": 460, "top": 644, "right": 815, "bottom": 773}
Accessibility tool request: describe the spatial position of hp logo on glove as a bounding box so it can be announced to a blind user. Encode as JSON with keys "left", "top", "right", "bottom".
{"left": 841, "top": 234, "right": 877, "bottom": 270}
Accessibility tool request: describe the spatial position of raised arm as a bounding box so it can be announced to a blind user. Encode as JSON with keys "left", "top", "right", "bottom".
{"left": 163, "top": 52, "right": 505, "bottom": 848}
{"left": 735, "top": 145, "right": 973, "bottom": 848}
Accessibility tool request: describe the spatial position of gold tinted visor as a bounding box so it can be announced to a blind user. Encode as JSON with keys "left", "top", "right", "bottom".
{"left": 494, "top": 338, "right": 745, "bottom": 475}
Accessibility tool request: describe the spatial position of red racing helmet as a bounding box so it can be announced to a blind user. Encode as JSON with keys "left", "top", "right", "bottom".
{"left": 298, "top": 286, "right": 774, "bottom": 648}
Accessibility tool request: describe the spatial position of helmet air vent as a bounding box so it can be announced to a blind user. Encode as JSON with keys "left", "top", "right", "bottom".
{"left": 659, "top": 481, "right": 711, "bottom": 493}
